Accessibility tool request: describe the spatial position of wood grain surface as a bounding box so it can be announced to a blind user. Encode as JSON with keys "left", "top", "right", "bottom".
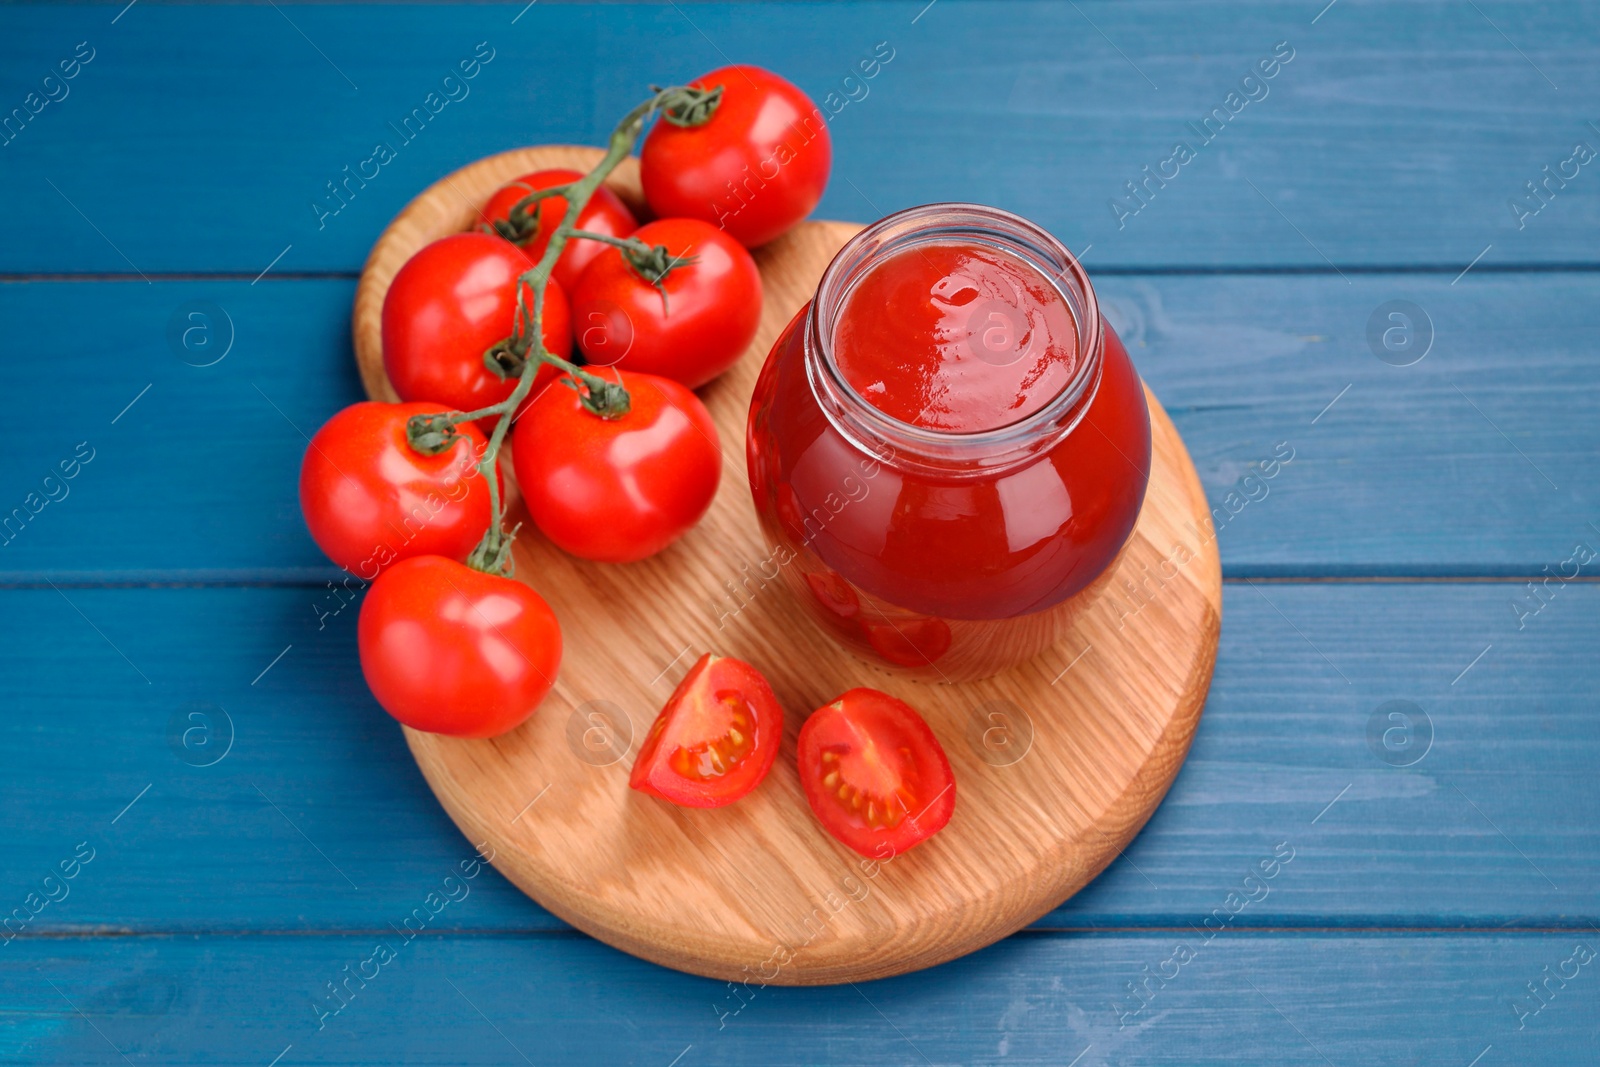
{"left": 350, "top": 146, "right": 1221, "bottom": 984}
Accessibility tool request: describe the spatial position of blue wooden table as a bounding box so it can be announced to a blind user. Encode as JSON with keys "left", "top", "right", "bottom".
{"left": 3, "top": 2, "right": 1597, "bottom": 1063}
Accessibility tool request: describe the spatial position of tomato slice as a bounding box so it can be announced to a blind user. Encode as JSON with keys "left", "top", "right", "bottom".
{"left": 797, "top": 688, "right": 956, "bottom": 858}
{"left": 629, "top": 653, "right": 784, "bottom": 808}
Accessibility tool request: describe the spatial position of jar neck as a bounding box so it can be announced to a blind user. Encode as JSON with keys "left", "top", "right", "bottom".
{"left": 804, "top": 202, "right": 1104, "bottom": 476}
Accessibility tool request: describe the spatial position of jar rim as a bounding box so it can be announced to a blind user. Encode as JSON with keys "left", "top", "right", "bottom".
{"left": 805, "top": 202, "right": 1104, "bottom": 467}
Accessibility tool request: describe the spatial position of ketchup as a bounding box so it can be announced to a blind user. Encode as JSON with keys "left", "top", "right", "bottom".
{"left": 746, "top": 205, "right": 1150, "bottom": 681}
{"left": 833, "top": 242, "right": 1080, "bottom": 433}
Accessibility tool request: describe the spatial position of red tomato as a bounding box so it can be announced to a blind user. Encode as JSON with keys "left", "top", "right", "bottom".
{"left": 641, "top": 65, "right": 832, "bottom": 248}
{"left": 798, "top": 688, "right": 956, "bottom": 858}
{"left": 570, "top": 218, "right": 762, "bottom": 389}
{"left": 299, "top": 402, "right": 493, "bottom": 579}
{"left": 629, "top": 653, "right": 784, "bottom": 807}
{"left": 511, "top": 370, "right": 722, "bottom": 562}
{"left": 479, "top": 168, "right": 639, "bottom": 293}
{"left": 357, "top": 556, "right": 561, "bottom": 738}
{"left": 382, "top": 233, "right": 572, "bottom": 428}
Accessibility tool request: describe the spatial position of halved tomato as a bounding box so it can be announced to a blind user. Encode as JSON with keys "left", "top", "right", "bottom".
{"left": 629, "top": 653, "right": 784, "bottom": 808}
{"left": 797, "top": 688, "right": 956, "bottom": 858}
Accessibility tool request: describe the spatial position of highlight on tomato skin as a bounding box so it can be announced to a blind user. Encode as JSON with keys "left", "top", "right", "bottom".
{"left": 629, "top": 653, "right": 785, "bottom": 808}
{"left": 797, "top": 687, "right": 956, "bottom": 858}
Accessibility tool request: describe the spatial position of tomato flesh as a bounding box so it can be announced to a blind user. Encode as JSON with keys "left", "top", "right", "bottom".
{"left": 798, "top": 688, "right": 955, "bottom": 857}
{"left": 630, "top": 653, "right": 784, "bottom": 808}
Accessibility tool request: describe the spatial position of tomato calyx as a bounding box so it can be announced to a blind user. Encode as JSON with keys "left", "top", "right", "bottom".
{"left": 655, "top": 82, "right": 723, "bottom": 128}
{"left": 404, "top": 412, "right": 462, "bottom": 456}
{"left": 464, "top": 519, "right": 521, "bottom": 577}
{"left": 557, "top": 372, "right": 632, "bottom": 420}
{"left": 622, "top": 241, "right": 697, "bottom": 289}
{"left": 487, "top": 183, "right": 571, "bottom": 245}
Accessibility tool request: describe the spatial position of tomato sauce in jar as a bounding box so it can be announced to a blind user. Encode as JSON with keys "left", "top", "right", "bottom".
{"left": 746, "top": 204, "right": 1151, "bottom": 681}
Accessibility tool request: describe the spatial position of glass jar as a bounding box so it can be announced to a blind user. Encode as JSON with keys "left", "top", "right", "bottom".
{"left": 745, "top": 204, "right": 1151, "bottom": 682}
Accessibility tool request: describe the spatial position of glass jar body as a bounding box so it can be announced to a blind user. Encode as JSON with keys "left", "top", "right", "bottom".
{"left": 745, "top": 303, "right": 1151, "bottom": 682}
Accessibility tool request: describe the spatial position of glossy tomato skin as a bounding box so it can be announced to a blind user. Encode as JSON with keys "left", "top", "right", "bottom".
{"left": 630, "top": 653, "right": 784, "bottom": 807}
{"left": 382, "top": 233, "right": 572, "bottom": 427}
{"left": 511, "top": 370, "right": 721, "bottom": 563}
{"left": 570, "top": 218, "right": 762, "bottom": 389}
{"left": 480, "top": 168, "right": 639, "bottom": 293}
{"left": 797, "top": 688, "right": 956, "bottom": 858}
{"left": 357, "top": 556, "right": 561, "bottom": 738}
{"left": 640, "top": 65, "right": 831, "bottom": 248}
{"left": 299, "top": 402, "right": 492, "bottom": 578}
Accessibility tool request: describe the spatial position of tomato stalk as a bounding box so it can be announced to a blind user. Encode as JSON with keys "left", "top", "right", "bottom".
{"left": 482, "top": 183, "right": 570, "bottom": 244}
{"left": 563, "top": 228, "right": 697, "bottom": 311}
{"left": 406, "top": 82, "right": 721, "bottom": 577}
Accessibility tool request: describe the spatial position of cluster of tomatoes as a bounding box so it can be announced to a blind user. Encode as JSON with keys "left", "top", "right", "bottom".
{"left": 299, "top": 65, "right": 954, "bottom": 858}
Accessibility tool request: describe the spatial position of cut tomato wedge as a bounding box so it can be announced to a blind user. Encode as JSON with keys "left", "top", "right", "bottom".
{"left": 797, "top": 688, "right": 956, "bottom": 858}
{"left": 629, "top": 653, "right": 784, "bottom": 808}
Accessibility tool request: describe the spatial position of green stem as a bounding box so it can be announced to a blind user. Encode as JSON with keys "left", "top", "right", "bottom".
{"left": 562, "top": 229, "right": 653, "bottom": 254}
{"left": 486, "top": 184, "right": 571, "bottom": 244}
{"left": 452, "top": 82, "right": 719, "bottom": 576}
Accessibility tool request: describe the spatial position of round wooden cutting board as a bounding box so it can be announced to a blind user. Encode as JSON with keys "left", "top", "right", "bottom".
{"left": 352, "top": 147, "right": 1221, "bottom": 986}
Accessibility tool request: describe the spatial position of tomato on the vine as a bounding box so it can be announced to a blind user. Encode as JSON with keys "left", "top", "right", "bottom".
{"left": 640, "top": 64, "right": 831, "bottom": 248}
{"left": 630, "top": 653, "right": 784, "bottom": 807}
{"left": 358, "top": 555, "right": 561, "bottom": 738}
{"left": 382, "top": 233, "right": 572, "bottom": 425}
{"left": 480, "top": 168, "right": 639, "bottom": 293}
{"left": 570, "top": 218, "right": 761, "bottom": 389}
{"left": 511, "top": 370, "right": 722, "bottom": 562}
{"left": 299, "top": 402, "right": 494, "bottom": 578}
{"left": 797, "top": 688, "right": 956, "bottom": 858}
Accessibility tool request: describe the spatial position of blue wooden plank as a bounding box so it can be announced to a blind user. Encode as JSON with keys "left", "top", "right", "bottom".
{"left": 1, "top": 273, "right": 1595, "bottom": 582}
{"left": 0, "top": 2, "right": 1596, "bottom": 273}
{"left": 3, "top": 582, "right": 1595, "bottom": 936}
{"left": 5, "top": 932, "right": 1595, "bottom": 1064}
